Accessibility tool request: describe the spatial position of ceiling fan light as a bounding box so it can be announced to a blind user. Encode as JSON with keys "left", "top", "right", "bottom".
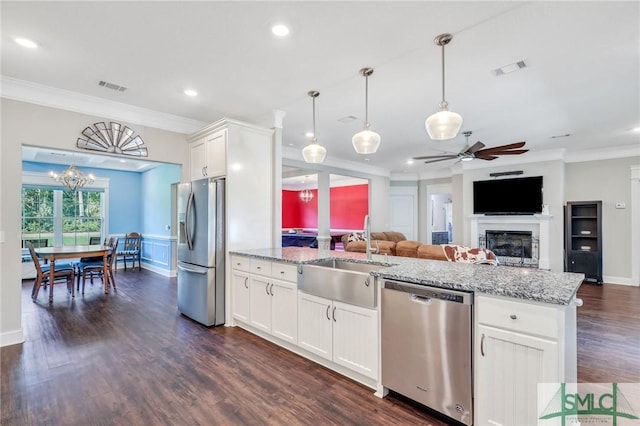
{"left": 352, "top": 127, "right": 381, "bottom": 154}
{"left": 460, "top": 156, "right": 474, "bottom": 162}
{"left": 302, "top": 141, "right": 327, "bottom": 163}
{"left": 425, "top": 105, "right": 463, "bottom": 141}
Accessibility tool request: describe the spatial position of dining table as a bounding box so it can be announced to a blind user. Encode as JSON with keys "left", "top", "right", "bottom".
{"left": 35, "top": 245, "right": 110, "bottom": 302}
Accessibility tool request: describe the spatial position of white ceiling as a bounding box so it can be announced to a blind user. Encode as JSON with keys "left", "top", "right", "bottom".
{"left": 2, "top": 1, "right": 639, "bottom": 175}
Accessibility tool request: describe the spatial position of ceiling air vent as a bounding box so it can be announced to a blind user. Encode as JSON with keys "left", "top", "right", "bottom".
{"left": 493, "top": 60, "right": 527, "bottom": 76}
{"left": 98, "top": 80, "right": 128, "bottom": 92}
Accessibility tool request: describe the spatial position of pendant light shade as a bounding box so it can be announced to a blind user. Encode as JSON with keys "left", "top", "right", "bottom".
{"left": 302, "top": 91, "right": 327, "bottom": 163}
{"left": 352, "top": 68, "right": 380, "bottom": 154}
{"left": 425, "top": 33, "right": 463, "bottom": 141}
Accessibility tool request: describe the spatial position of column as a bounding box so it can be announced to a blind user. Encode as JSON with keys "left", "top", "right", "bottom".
{"left": 316, "top": 172, "right": 331, "bottom": 251}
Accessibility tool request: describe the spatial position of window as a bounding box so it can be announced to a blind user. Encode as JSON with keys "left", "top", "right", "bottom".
{"left": 22, "top": 187, "right": 105, "bottom": 246}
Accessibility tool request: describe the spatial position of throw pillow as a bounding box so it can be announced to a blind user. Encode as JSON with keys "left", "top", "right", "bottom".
{"left": 347, "top": 232, "right": 365, "bottom": 242}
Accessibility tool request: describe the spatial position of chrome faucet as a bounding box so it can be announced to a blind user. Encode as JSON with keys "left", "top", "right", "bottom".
{"left": 364, "top": 215, "right": 378, "bottom": 260}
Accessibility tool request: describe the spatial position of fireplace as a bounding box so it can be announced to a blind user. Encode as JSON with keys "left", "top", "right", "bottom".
{"left": 486, "top": 230, "right": 532, "bottom": 258}
{"left": 480, "top": 230, "right": 539, "bottom": 268}
{"left": 470, "top": 214, "right": 550, "bottom": 269}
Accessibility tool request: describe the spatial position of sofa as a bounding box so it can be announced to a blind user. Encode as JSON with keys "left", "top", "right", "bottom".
{"left": 341, "top": 231, "right": 497, "bottom": 264}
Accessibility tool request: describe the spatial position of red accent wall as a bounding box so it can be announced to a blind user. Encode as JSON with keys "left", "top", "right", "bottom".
{"left": 282, "top": 184, "right": 368, "bottom": 230}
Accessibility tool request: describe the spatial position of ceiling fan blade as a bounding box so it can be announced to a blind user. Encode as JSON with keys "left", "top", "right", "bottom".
{"left": 463, "top": 141, "right": 485, "bottom": 155}
{"left": 412, "top": 154, "right": 458, "bottom": 160}
{"left": 486, "top": 149, "right": 529, "bottom": 156}
{"left": 476, "top": 141, "right": 526, "bottom": 155}
{"left": 422, "top": 157, "right": 458, "bottom": 164}
{"left": 475, "top": 154, "right": 499, "bottom": 161}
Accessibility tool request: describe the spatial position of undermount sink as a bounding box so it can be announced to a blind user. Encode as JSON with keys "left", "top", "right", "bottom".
{"left": 299, "top": 260, "right": 385, "bottom": 308}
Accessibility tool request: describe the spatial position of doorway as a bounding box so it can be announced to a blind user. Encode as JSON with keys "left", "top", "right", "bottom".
{"left": 426, "top": 183, "right": 453, "bottom": 245}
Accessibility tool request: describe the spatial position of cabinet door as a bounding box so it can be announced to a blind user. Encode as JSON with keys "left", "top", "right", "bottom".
{"left": 475, "top": 325, "right": 559, "bottom": 426}
{"left": 189, "top": 138, "right": 207, "bottom": 180}
{"left": 270, "top": 279, "right": 297, "bottom": 344}
{"left": 298, "top": 292, "right": 332, "bottom": 360}
{"left": 332, "top": 301, "right": 379, "bottom": 380}
{"left": 206, "top": 129, "right": 227, "bottom": 178}
{"left": 249, "top": 275, "right": 271, "bottom": 333}
{"left": 231, "top": 270, "right": 250, "bottom": 323}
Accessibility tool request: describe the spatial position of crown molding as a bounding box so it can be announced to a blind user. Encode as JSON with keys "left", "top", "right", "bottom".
{"left": 564, "top": 144, "right": 640, "bottom": 163}
{"left": 281, "top": 146, "right": 390, "bottom": 178}
{"left": 0, "top": 76, "right": 207, "bottom": 135}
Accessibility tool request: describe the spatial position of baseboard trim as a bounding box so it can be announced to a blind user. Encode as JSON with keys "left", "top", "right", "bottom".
{"left": 603, "top": 275, "right": 639, "bottom": 287}
{"left": 0, "top": 328, "right": 24, "bottom": 347}
{"left": 114, "top": 262, "right": 175, "bottom": 277}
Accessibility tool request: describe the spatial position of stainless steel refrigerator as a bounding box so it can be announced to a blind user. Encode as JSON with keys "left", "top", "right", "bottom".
{"left": 177, "top": 177, "right": 225, "bottom": 326}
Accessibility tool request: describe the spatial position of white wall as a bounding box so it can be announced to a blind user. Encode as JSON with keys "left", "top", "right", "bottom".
{"left": 462, "top": 160, "right": 565, "bottom": 272}
{"left": 0, "top": 99, "right": 190, "bottom": 346}
{"left": 565, "top": 156, "right": 640, "bottom": 284}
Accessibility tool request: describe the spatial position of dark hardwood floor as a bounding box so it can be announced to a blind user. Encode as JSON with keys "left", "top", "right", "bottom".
{"left": 2, "top": 271, "right": 639, "bottom": 425}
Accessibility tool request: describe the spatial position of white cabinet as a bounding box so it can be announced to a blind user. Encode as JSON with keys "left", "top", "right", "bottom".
{"left": 188, "top": 129, "right": 227, "bottom": 181}
{"left": 230, "top": 269, "right": 250, "bottom": 323}
{"left": 475, "top": 295, "right": 576, "bottom": 426}
{"left": 232, "top": 257, "right": 298, "bottom": 345}
{"left": 298, "top": 292, "right": 378, "bottom": 380}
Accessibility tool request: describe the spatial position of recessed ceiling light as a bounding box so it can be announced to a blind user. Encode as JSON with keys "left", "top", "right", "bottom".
{"left": 304, "top": 131, "right": 314, "bottom": 138}
{"left": 14, "top": 37, "right": 38, "bottom": 49}
{"left": 632, "top": 127, "right": 640, "bottom": 132}
{"left": 271, "top": 24, "right": 290, "bottom": 37}
{"left": 406, "top": 159, "right": 414, "bottom": 165}
{"left": 184, "top": 89, "right": 198, "bottom": 97}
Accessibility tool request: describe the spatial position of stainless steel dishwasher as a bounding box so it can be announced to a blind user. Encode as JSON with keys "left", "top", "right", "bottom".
{"left": 381, "top": 280, "right": 473, "bottom": 426}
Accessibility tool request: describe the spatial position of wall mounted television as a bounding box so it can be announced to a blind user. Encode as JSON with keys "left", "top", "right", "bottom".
{"left": 473, "top": 176, "right": 543, "bottom": 215}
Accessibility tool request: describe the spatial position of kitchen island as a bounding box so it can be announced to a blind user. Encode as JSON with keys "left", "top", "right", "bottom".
{"left": 228, "top": 247, "right": 584, "bottom": 426}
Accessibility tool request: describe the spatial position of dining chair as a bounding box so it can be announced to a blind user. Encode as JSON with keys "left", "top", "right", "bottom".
{"left": 116, "top": 232, "right": 141, "bottom": 270}
{"left": 76, "top": 236, "right": 106, "bottom": 285}
{"left": 76, "top": 237, "right": 119, "bottom": 294}
{"left": 26, "top": 242, "right": 75, "bottom": 301}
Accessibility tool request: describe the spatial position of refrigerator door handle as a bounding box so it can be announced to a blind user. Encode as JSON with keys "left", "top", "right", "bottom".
{"left": 185, "top": 191, "right": 194, "bottom": 251}
{"left": 178, "top": 263, "right": 208, "bottom": 275}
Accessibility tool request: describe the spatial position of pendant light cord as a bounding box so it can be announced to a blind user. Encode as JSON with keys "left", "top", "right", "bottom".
{"left": 312, "top": 96, "right": 316, "bottom": 141}
{"left": 441, "top": 43, "right": 446, "bottom": 103}
{"left": 365, "top": 75, "right": 369, "bottom": 124}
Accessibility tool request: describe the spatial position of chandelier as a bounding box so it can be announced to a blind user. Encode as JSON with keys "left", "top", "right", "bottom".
{"left": 299, "top": 189, "right": 314, "bottom": 203}
{"left": 49, "top": 165, "right": 95, "bottom": 191}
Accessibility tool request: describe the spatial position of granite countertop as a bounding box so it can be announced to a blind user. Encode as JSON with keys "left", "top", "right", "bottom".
{"left": 229, "top": 247, "right": 584, "bottom": 305}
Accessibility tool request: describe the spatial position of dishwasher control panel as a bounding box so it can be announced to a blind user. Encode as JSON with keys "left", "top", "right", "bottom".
{"left": 383, "top": 280, "right": 473, "bottom": 305}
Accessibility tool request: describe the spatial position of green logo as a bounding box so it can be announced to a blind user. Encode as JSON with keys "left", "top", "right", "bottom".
{"left": 539, "top": 383, "right": 639, "bottom": 425}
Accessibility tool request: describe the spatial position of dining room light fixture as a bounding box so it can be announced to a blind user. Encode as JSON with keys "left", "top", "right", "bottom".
{"left": 302, "top": 91, "right": 327, "bottom": 163}
{"left": 299, "top": 189, "right": 314, "bottom": 203}
{"left": 49, "top": 157, "right": 95, "bottom": 191}
{"left": 425, "top": 33, "right": 463, "bottom": 141}
{"left": 352, "top": 67, "right": 381, "bottom": 154}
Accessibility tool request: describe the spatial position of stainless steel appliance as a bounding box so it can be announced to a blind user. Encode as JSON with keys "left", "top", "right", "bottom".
{"left": 177, "top": 178, "right": 225, "bottom": 326}
{"left": 381, "top": 280, "right": 473, "bottom": 425}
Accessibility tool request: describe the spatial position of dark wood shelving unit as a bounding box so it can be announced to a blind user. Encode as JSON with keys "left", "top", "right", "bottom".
{"left": 565, "top": 201, "right": 602, "bottom": 283}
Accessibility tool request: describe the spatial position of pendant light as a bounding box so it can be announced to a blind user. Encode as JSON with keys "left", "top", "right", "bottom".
{"left": 425, "top": 33, "right": 463, "bottom": 141}
{"left": 352, "top": 67, "right": 381, "bottom": 154}
{"left": 302, "top": 91, "right": 327, "bottom": 163}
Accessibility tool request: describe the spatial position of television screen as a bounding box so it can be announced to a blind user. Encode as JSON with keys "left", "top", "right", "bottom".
{"left": 473, "top": 176, "right": 543, "bottom": 215}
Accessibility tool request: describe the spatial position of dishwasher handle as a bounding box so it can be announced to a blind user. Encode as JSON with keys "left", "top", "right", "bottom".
{"left": 383, "top": 279, "right": 473, "bottom": 305}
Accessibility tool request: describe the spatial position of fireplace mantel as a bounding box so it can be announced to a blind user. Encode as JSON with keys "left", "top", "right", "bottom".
{"left": 469, "top": 214, "right": 553, "bottom": 269}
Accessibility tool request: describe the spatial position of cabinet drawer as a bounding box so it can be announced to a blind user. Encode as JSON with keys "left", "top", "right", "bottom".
{"left": 250, "top": 259, "right": 272, "bottom": 276}
{"left": 271, "top": 262, "right": 298, "bottom": 282}
{"left": 230, "top": 255, "right": 250, "bottom": 272}
{"left": 477, "top": 295, "right": 558, "bottom": 339}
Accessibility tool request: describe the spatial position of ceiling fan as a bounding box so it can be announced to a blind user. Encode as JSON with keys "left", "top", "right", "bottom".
{"left": 413, "top": 131, "right": 528, "bottom": 164}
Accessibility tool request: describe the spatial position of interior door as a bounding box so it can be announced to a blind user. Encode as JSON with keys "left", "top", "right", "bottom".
{"left": 389, "top": 187, "right": 417, "bottom": 240}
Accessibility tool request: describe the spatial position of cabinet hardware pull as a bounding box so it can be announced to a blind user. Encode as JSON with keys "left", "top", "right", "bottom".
{"left": 244, "top": 277, "right": 248, "bottom": 289}
{"left": 256, "top": 266, "right": 261, "bottom": 270}
{"left": 265, "top": 283, "right": 270, "bottom": 295}
{"left": 332, "top": 306, "right": 336, "bottom": 322}
{"left": 481, "top": 333, "right": 485, "bottom": 357}
{"left": 280, "top": 270, "right": 285, "bottom": 274}
{"left": 365, "top": 277, "right": 370, "bottom": 287}
{"left": 510, "top": 314, "right": 517, "bottom": 320}
{"left": 269, "top": 283, "right": 274, "bottom": 296}
{"left": 326, "top": 305, "right": 330, "bottom": 320}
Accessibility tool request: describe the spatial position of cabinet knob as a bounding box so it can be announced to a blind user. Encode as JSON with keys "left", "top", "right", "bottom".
{"left": 510, "top": 314, "right": 517, "bottom": 320}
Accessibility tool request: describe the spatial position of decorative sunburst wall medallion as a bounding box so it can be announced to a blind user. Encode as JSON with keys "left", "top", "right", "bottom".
{"left": 77, "top": 122, "right": 148, "bottom": 157}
